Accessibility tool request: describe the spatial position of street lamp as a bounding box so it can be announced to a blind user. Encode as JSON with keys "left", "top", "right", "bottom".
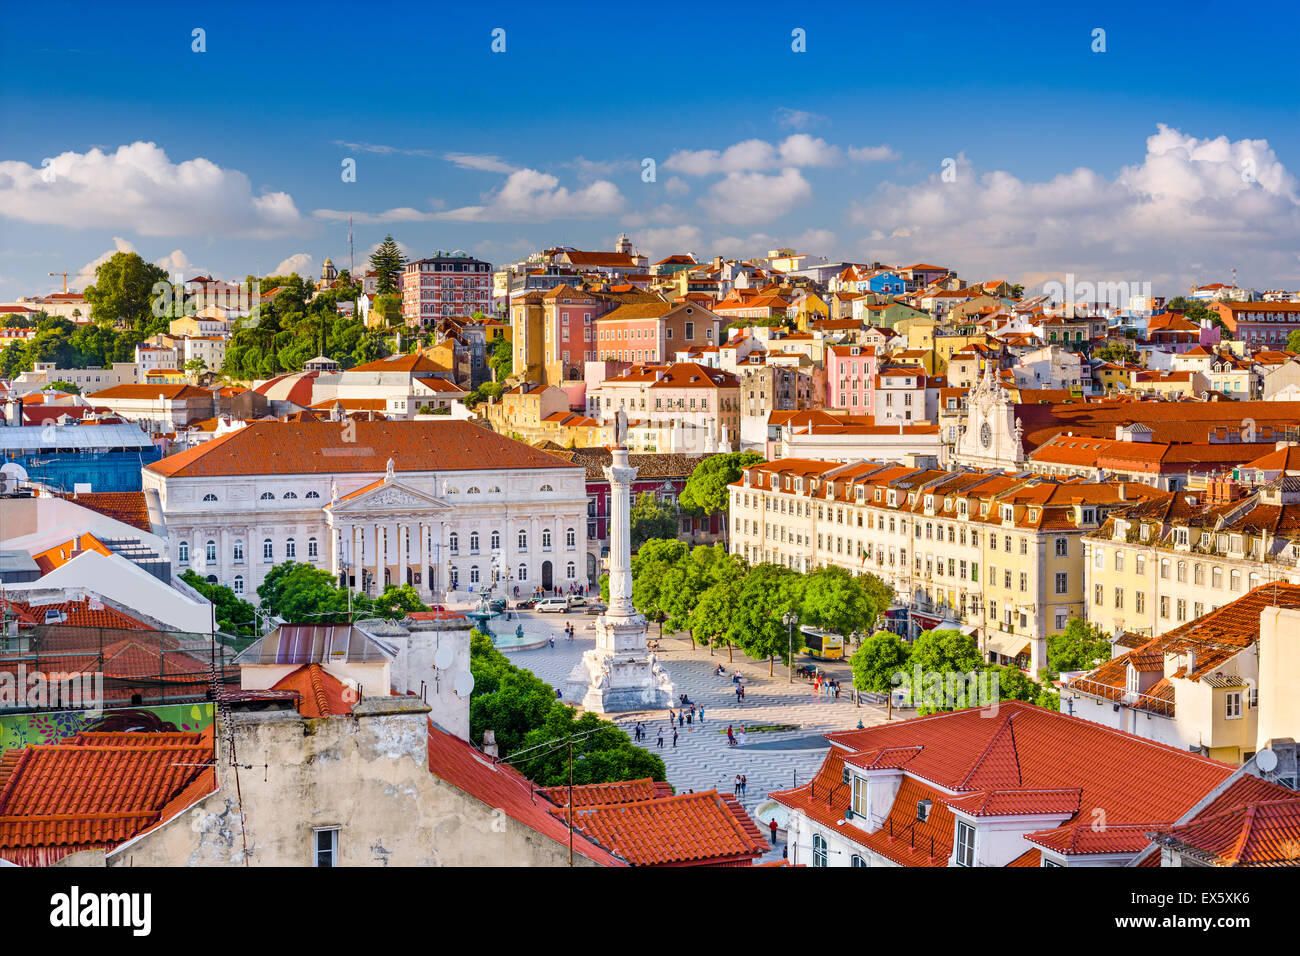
{"left": 782, "top": 611, "right": 798, "bottom": 683}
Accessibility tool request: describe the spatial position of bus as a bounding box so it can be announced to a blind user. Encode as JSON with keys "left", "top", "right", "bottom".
{"left": 800, "top": 626, "right": 844, "bottom": 660}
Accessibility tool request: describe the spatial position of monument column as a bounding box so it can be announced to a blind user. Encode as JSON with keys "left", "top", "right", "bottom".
{"left": 398, "top": 520, "right": 409, "bottom": 589}
{"left": 605, "top": 447, "right": 637, "bottom": 619}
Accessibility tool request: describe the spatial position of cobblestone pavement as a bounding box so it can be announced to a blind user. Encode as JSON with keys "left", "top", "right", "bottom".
{"left": 462, "top": 604, "right": 892, "bottom": 861}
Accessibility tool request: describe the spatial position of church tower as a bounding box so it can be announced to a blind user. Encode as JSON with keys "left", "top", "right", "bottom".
{"left": 953, "top": 363, "right": 1025, "bottom": 470}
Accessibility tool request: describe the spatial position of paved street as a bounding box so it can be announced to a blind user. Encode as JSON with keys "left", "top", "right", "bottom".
{"left": 463, "top": 604, "right": 893, "bottom": 861}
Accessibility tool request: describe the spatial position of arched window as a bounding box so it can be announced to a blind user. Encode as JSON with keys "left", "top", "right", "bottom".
{"left": 233, "top": 575, "right": 244, "bottom": 595}
{"left": 1212, "top": 566, "right": 1223, "bottom": 588}
{"left": 518, "top": 563, "right": 528, "bottom": 582}
{"left": 489, "top": 485, "right": 501, "bottom": 494}
{"left": 566, "top": 561, "right": 575, "bottom": 579}
{"left": 467, "top": 486, "right": 481, "bottom": 495}
{"left": 1230, "top": 569, "right": 1241, "bottom": 592}
{"left": 205, "top": 540, "right": 217, "bottom": 563}
{"left": 233, "top": 540, "right": 244, "bottom": 562}
{"left": 206, "top": 574, "right": 217, "bottom": 585}
{"left": 260, "top": 492, "right": 274, "bottom": 501}
{"left": 812, "top": 834, "right": 828, "bottom": 868}
{"left": 566, "top": 527, "right": 576, "bottom": 549}
{"left": 470, "top": 565, "right": 480, "bottom": 584}
{"left": 540, "top": 484, "right": 554, "bottom": 492}
{"left": 308, "top": 537, "right": 319, "bottom": 559}
{"left": 285, "top": 538, "right": 296, "bottom": 559}
{"left": 542, "top": 529, "right": 552, "bottom": 550}
{"left": 449, "top": 567, "right": 459, "bottom": 589}
{"left": 178, "top": 541, "right": 190, "bottom": 563}
{"left": 202, "top": 493, "right": 217, "bottom": 502}
{"left": 518, "top": 530, "right": 528, "bottom": 551}
{"left": 1176, "top": 561, "right": 1187, "bottom": 583}
{"left": 305, "top": 490, "right": 320, "bottom": 499}
{"left": 263, "top": 538, "right": 273, "bottom": 561}
{"left": 283, "top": 491, "right": 298, "bottom": 499}
{"left": 490, "top": 530, "right": 500, "bottom": 550}
{"left": 470, "top": 532, "right": 480, "bottom": 553}
{"left": 1249, "top": 572, "right": 1260, "bottom": 589}
{"left": 446, "top": 486, "right": 459, "bottom": 495}
{"left": 449, "top": 532, "right": 459, "bottom": 554}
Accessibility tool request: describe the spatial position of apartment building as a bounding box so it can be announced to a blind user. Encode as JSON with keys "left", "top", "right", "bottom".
{"left": 728, "top": 459, "right": 1154, "bottom": 671}
{"left": 401, "top": 251, "right": 493, "bottom": 325}
{"left": 587, "top": 363, "right": 740, "bottom": 455}
{"left": 826, "top": 344, "right": 880, "bottom": 413}
{"left": 1082, "top": 475, "right": 1300, "bottom": 641}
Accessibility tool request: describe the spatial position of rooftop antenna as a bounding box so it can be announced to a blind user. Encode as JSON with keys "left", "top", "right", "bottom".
{"left": 349, "top": 216, "right": 355, "bottom": 277}
{"left": 48, "top": 271, "right": 71, "bottom": 294}
{"left": 1231, "top": 266, "right": 1237, "bottom": 290}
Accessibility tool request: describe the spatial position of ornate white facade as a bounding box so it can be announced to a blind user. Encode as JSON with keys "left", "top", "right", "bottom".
{"left": 952, "top": 366, "right": 1025, "bottom": 470}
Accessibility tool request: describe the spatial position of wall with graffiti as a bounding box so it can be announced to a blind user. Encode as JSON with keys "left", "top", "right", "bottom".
{"left": 0, "top": 701, "right": 215, "bottom": 751}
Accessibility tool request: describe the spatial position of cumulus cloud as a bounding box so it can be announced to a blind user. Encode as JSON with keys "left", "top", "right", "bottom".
{"left": 437, "top": 168, "right": 625, "bottom": 222}
{"left": 848, "top": 125, "right": 1300, "bottom": 292}
{"left": 0, "top": 142, "right": 305, "bottom": 238}
{"left": 272, "top": 253, "right": 313, "bottom": 276}
{"left": 153, "top": 249, "right": 194, "bottom": 275}
{"left": 635, "top": 225, "right": 705, "bottom": 258}
{"left": 665, "top": 135, "right": 841, "bottom": 176}
{"left": 847, "top": 144, "right": 899, "bottom": 163}
{"left": 701, "top": 168, "right": 813, "bottom": 226}
{"left": 314, "top": 204, "right": 445, "bottom": 225}
{"left": 74, "top": 237, "right": 136, "bottom": 287}
{"left": 664, "top": 176, "right": 690, "bottom": 196}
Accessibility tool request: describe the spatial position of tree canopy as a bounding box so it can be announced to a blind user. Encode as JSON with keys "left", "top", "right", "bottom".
{"left": 83, "top": 251, "right": 168, "bottom": 326}
{"left": 1043, "top": 618, "right": 1111, "bottom": 679}
{"left": 368, "top": 235, "right": 405, "bottom": 295}
{"left": 630, "top": 492, "right": 679, "bottom": 550}
{"left": 850, "top": 630, "right": 911, "bottom": 693}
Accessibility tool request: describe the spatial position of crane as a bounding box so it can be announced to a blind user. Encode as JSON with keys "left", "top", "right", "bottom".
{"left": 48, "top": 271, "right": 70, "bottom": 294}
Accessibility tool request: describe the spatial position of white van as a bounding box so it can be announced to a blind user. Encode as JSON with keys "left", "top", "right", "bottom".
{"left": 536, "top": 597, "right": 569, "bottom": 613}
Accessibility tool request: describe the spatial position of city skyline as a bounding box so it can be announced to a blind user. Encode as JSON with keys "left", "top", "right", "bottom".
{"left": 1, "top": 0, "right": 1298, "bottom": 300}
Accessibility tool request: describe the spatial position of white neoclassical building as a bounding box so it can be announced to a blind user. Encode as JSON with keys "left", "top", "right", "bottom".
{"left": 142, "top": 420, "right": 589, "bottom": 602}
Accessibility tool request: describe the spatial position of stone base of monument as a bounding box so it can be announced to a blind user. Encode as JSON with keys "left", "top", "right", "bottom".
{"left": 563, "top": 613, "right": 675, "bottom": 713}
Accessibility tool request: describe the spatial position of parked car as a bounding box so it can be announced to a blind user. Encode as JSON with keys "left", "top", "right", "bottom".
{"left": 566, "top": 595, "right": 587, "bottom": 608}
{"left": 536, "top": 597, "right": 569, "bottom": 613}
{"left": 584, "top": 601, "right": 607, "bottom": 615}
{"left": 514, "top": 599, "right": 536, "bottom": 610}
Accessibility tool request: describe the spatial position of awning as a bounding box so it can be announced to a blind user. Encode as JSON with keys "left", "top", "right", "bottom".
{"left": 986, "top": 631, "right": 1031, "bottom": 659}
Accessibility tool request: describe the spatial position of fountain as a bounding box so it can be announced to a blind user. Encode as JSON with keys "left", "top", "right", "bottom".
{"left": 465, "top": 592, "right": 499, "bottom": 638}
{"left": 466, "top": 591, "right": 546, "bottom": 651}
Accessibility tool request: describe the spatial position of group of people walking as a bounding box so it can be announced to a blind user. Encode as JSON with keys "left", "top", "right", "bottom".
{"left": 812, "top": 673, "right": 842, "bottom": 699}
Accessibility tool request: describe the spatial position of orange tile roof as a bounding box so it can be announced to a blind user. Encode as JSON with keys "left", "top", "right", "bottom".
{"left": 86, "top": 384, "right": 210, "bottom": 401}
{"left": 347, "top": 353, "right": 446, "bottom": 375}
{"left": 0, "top": 729, "right": 215, "bottom": 866}
{"left": 1148, "top": 778, "right": 1300, "bottom": 867}
{"left": 553, "top": 789, "right": 768, "bottom": 865}
{"left": 537, "top": 777, "right": 674, "bottom": 808}
{"left": 271, "top": 664, "right": 357, "bottom": 717}
{"left": 144, "top": 420, "right": 572, "bottom": 478}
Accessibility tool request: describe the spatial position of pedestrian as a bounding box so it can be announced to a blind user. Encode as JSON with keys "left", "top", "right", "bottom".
{"left": 657, "top": 727, "right": 664, "bottom": 748}
{"left": 739, "top": 725, "right": 747, "bottom": 747}
{"left": 835, "top": 680, "right": 841, "bottom": 700}
{"left": 667, "top": 708, "right": 674, "bottom": 725}
{"left": 686, "top": 709, "right": 692, "bottom": 730}
{"left": 769, "top": 818, "right": 778, "bottom": 844}
{"left": 677, "top": 711, "right": 684, "bottom": 729}
{"left": 735, "top": 685, "right": 742, "bottom": 705}
{"left": 741, "top": 774, "right": 747, "bottom": 797}
{"left": 672, "top": 727, "right": 678, "bottom": 748}
{"left": 698, "top": 705, "right": 705, "bottom": 723}
{"left": 727, "top": 725, "right": 736, "bottom": 747}
{"left": 739, "top": 684, "right": 745, "bottom": 702}
{"left": 734, "top": 774, "right": 741, "bottom": 796}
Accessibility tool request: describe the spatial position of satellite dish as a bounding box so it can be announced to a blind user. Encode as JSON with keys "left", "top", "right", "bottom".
{"left": 1, "top": 462, "right": 28, "bottom": 482}
{"left": 452, "top": 670, "right": 475, "bottom": 697}
{"left": 1256, "top": 749, "right": 1279, "bottom": 773}
{"left": 434, "top": 645, "right": 454, "bottom": 670}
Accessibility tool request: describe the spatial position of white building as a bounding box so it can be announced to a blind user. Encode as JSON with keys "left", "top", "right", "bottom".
{"left": 141, "top": 420, "right": 589, "bottom": 601}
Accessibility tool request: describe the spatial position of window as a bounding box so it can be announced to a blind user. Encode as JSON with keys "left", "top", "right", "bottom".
{"left": 233, "top": 575, "right": 244, "bottom": 595}
{"left": 852, "top": 776, "right": 868, "bottom": 816}
{"left": 566, "top": 527, "right": 576, "bottom": 549}
{"left": 470, "top": 532, "right": 480, "bottom": 553}
{"left": 1225, "top": 691, "right": 1243, "bottom": 719}
{"left": 449, "top": 532, "right": 459, "bottom": 555}
{"left": 470, "top": 565, "right": 480, "bottom": 585}
{"left": 1135, "top": 591, "right": 1145, "bottom": 614}
{"left": 283, "top": 492, "right": 298, "bottom": 500}
{"left": 812, "top": 834, "right": 828, "bottom": 868}
{"left": 263, "top": 539, "right": 274, "bottom": 561}
{"left": 491, "top": 530, "right": 501, "bottom": 550}
{"left": 205, "top": 540, "right": 217, "bottom": 563}
{"left": 518, "top": 530, "right": 528, "bottom": 551}
{"left": 851, "top": 854, "right": 867, "bottom": 867}
{"left": 1054, "top": 571, "right": 1068, "bottom": 594}
{"left": 314, "top": 827, "right": 339, "bottom": 867}
{"left": 233, "top": 540, "right": 244, "bottom": 562}
{"left": 518, "top": 563, "right": 528, "bottom": 582}
{"left": 954, "top": 821, "right": 976, "bottom": 867}
{"left": 178, "top": 540, "right": 190, "bottom": 563}
{"left": 566, "top": 561, "right": 576, "bottom": 579}
{"left": 540, "top": 484, "right": 554, "bottom": 493}
{"left": 306, "top": 491, "right": 320, "bottom": 499}
{"left": 542, "top": 529, "right": 552, "bottom": 551}
{"left": 450, "top": 567, "right": 459, "bottom": 589}
{"left": 260, "top": 492, "right": 274, "bottom": 501}
{"left": 308, "top": 537, "right": 319, "bottom": 560}
{"left": 1230, "top": 570, "right": 1241, "bottom": 592}
{"left": 286, "top": 538, "right": 297, "bottom": 559}
{"left": 202, "top": 493, "right": 218, "bottom": 502}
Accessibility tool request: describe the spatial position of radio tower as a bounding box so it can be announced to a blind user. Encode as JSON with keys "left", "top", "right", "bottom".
{"left": 349, "top": 216, "right": 354, "bottom": 277}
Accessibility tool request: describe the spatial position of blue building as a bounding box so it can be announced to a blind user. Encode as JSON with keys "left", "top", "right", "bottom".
{"left": 0, "top": 423, "right": 161, "bottom": 492}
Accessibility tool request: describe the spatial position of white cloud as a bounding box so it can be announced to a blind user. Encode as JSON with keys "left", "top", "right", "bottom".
{"left": 153, "top": 249, "right": 194, "bottom": 275}
{"left": 313, "top": 203, "right": 445, "bottom": 225}
{"left": 443, "top": 152, "right": 519, "bottom": 174}
{"left": 438, "top": 168, "right": 625, "bottom": 222}
{"left": 775, "top": 107, "right": 828, "bottom": 130}
{"left": 848, "top": 126, "right": 1300, "bottom": 292}
{"left": 567, "top": 156, "right": 640, "bottom": 181}
{"left": 701, "top": 168, "right": 813, "bottom": 226}
{"left": 0, "top": 142, "right": 305, "bottom": 238}
{"left": 272, "top": 253, "right": 313, "bottom": 276}
{"left": 664, "top": 176, "right": 690, "bottom": 196}
{"left": 665, "top": 135, "right": 841, "bottom": 176}
{"left": 74, "top": 237, "right": 135, "bottom": 287}
{"left": 847, "top": 144, "right": 899, "bottom": 163}
{"left": 708, "top": 228, "right": 837, "bottom": 261}
{"left": 636, "top": 225, "right": 705, "bottom": 258}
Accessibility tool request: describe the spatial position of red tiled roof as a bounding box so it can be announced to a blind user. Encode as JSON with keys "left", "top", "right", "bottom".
{"left": 1006, "top": 847, "right": 1041, "bottom": 867}
{"left": 425, "top": 722, "right": 623, "bottom": 866}
{"left": 144, "top": 420, "right": 572, "bottom": 478}
{"left": 54, "top": 491, "right": 152, "bottom": 533}
{"left": 538, "top": 778, "right": 675, "bottom": 808}
{"left": 271, "top": 664, "right": 357, "bottom": 717}
{"left": 553, "top": 789, "right": 768, "bottom": 866}
{"left": 0, "top": 729, "right": 215, "bottom": 866}
{"left": 1148, "top": 776, "right": 1300, "bottom": 867}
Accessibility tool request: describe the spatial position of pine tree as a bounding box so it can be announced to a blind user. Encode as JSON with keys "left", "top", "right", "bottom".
{"left": 369, "top": 235, "right": 405, "bottom": 294}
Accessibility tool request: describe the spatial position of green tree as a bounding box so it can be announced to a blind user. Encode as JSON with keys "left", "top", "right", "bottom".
{"left": 83, "top": 252, "right": 168, "bottom": 325}
{"left": 628, "top": 538, "right": 688, "bottom": 629}
{"left": 487, "top": 336, "right": 512, "bottom": 381}
{"left": 369, "top": 583, "right": 428, "bottom": 616}
{"left": 678, "top": 451, "right": 763, "bottom": 545}
{"left": 180, "top": 569, "right": 258, "bottom": 636}
{"left": 1287, "top": 329, "right": 1300, "bottom": 354}
{"left": 373, "top": 293, "right": 403, "bottom": 327}
{"left": 368, "top": 235, "right": 405, "bottom": 295}
{"left": 44, "top": 381, "right": 80, "bottom": 394}
{"left": 661, "top": 544, "right": 744, "bottom": 644}
{"left": 1043, "top": 618, "right": 1111, "bottom": 679}
{"left": 257, "top": 561, "right": 357, "bottom": 623}
{"left": 689, "top": 575, "right": 744, "bottom": 662}
{"left": 908, "top": 628, "right": 985, "bottom": 713}
{"left": 183, "top": 358, "right": 208, "bottom": 379}
{"left": 730, "top": 563, "right": 805, "bottom": 675}
{"left": 850, "top": 630, "right": 911, "bottom": 693}
{"left": 630, "top": 493, "right": 679, "bottom": 551}
{"left": 800, "top": 565, "right": 878, "bottom": 639}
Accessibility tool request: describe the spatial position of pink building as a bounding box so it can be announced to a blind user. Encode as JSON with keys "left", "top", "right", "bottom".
{"left": 402, "top": 252, "right": 493, "bottom": 325}
{"left": 827, "top": 344, "right": 880, "bottom": 413}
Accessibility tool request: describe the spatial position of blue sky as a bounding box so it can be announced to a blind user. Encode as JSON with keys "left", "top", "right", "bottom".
{"left": 2, "top": 0, "right": 1297, "bottom": 299}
